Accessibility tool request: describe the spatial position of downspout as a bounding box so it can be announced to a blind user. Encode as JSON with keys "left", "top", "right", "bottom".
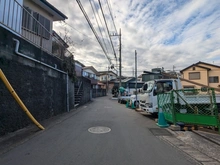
{"left": 13, "top": 38, "right": 69, "bottom": 112}
{"left": 207, "top": 69, "right": 209, "bottom": 88}
{"left": 66, "top": 71, "right": 69, "bottom": 112}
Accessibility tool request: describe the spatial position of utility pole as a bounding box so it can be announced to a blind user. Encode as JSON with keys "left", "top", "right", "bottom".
{"left": 106, "top": 66, "right": 109, "bottom": 95}
{"left": 135, "top": 50, "right": 137, "bottom": 108}
{"left": 110, "top": 29, "right": 121, "bottom": 95}
{"left": 119, "top": 28, "right": 122, "bottom": 88}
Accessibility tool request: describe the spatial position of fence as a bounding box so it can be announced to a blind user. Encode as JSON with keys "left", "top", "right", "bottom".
{"left": 158, "top": 89, "right": 220, "bottom": 132}
{"left": 0, "top": 0, "right": 73, "bottom": 60}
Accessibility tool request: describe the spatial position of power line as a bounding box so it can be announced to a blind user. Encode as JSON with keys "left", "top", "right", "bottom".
{"left": 93, "top": 0, "right": 113, "bottom": 56}
{"left": 76, "top": 0, "right": 111, "bottom": 64}
{"left": 89, "top": 0, "right": 109, "bottom": 54}
{"left": 106, "top": 0, "right": 117, "bottom": 34}
{"left": 59, "top": 21, "right": 96, "bottom": 42}
{"left": 98, "top": 0, "right": 117, "bottom": 60}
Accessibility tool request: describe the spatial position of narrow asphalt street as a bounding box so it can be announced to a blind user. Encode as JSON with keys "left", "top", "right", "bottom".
{"left": 0, "top": 96, "right": 204, "bottom": 165}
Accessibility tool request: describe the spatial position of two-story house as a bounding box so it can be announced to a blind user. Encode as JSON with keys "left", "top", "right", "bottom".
{"left": 83, "top": 66, "right": 100, "bottom": 89}
{"left": 0, "top": 0, "right": 67, "bottom": 53}
{"left": 99, "top": 70, "right": 118, "bottom": 92}
{"left": 75, "top": 60, "right": 85, "bottom": 77}
{"left": 180, "top": 61, "right": 220, "bottom": 90}
{"left": 99, "top": 71, "right": 117, "bottom": 82}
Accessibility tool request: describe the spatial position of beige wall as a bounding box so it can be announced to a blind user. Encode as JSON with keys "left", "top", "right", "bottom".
{"left": 23, "top": 0, "right": 53, "bottom": 53}
{"left": 24, "top": 0, "right": 54, "bottom": 23}
{"left": 181, "top": 64, "right": 220, "bottom": 91}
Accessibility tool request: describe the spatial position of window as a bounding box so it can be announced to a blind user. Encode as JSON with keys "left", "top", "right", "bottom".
{"left": 189, "top": 72, "right": 200, "bottom": 80}
{"left": 155, "top": 81, "right": 173, "bottom": 94}
{"left": 209, "top": 76, "right": 219, "bottom": 83}
{"left": 83, "top": 72, "right": 88, "bottom": 77}
{"left": 89, "top": 73, "right": 94, "bottom": 78}
{"left": 22, "top": 7, "right": 50, "bottom": 39}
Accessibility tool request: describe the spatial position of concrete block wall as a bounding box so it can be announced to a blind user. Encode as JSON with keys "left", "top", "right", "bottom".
{"left": 0, "top": 26, "right": 73, "bottom": 136}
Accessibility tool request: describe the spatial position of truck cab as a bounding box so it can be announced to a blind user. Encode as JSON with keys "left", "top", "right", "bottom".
{"left": 139, "top": 79, "right": 182, "bottom": 115}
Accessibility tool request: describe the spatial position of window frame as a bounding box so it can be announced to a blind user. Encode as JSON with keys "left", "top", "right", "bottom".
{"left": 22, "top": 6, "right": 50, "bottom": 40}
{"left": 209, "top": 76, "right": 219, "bottom": 83}
{"left": 189, "top": 72, "right": 200, "bottom": 80}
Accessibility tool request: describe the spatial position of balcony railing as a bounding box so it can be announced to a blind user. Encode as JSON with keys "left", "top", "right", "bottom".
{"left": 0, "top": 0, "right": 73, "bottom": 60}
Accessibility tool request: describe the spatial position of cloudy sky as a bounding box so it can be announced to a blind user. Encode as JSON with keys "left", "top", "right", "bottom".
{"left": 48, "top": 0, "right": 220, "bottom": 76}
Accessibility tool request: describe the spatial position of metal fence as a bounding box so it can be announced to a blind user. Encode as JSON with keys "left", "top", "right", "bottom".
{"left": 0, "top": 0, "right": 73, "bottom": 60}
{"left": 158, "top": 89, "right": 220, "bottom": 132}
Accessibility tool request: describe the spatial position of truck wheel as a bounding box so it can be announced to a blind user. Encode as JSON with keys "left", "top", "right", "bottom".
{"left": 152, "top": 112, "right": 158, "bottom": 118}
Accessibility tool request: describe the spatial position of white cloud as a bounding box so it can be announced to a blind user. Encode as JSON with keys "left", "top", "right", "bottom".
{"left": 48, "top": 0, "right": 220, "bottom": 76}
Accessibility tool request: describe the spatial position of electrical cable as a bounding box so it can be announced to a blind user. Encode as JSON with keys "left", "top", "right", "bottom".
{"left": 89, "top": 0, "right": 109, "bottom": 55}
{"left": 106, "top": 0, "right": 117, "bottom": 34}
{"left": 93, "top": 0, "right": 113, "bottom": 58}
{"left": 76, "top": 0, "right": 112, "bottom": 64}
{"left": 98, "top": 0, "right": 117, "bottom": 59}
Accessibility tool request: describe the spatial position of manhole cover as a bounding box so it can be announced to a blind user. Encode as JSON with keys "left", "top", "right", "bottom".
{"left": 88, "top": 126, "right": 111, "bottom": 134}
{"left": 149, "top": 128, "right": 172, "bottom": 136}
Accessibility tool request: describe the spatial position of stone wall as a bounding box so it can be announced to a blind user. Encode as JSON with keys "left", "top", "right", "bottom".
{"left": 0, "top": 26, "right": 75, "bottom": 136}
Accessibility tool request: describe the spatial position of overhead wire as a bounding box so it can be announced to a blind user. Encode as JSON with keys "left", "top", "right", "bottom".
{"left": 76, "top": 0, "right": 112, "bottom": 64}
{"left": 93, "top": 0, "right": 113, "bottom": 57}
{"left": 98, "top": 0, "right": 117, "bottom": 60}
{"left": 104, "top": 0, "right": 118, "bottom": 66}
{"left": 94, "top": 0, "right": 114, "bottom": 58}
{"left": 59, "top": 21, "right": 96, "bottom": 42}
{"left": 89, "top": 0, "right": 109, "bottom": 55}
{"left": 106, "top": 0, "right": 117, "bottom": 34}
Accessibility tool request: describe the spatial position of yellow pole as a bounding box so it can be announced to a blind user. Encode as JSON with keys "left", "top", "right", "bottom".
{"left": 0, "top": 69, "right": 45, "bottom": 130}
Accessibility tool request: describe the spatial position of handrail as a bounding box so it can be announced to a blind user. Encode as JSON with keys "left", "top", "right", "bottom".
{"left": 0, "top": 69, "right": 45, "bottom": 130}
{"left": 0, "top": 0, "right": 74, "bottom": 60}
{"left": 77, "top": 81, "right": 82, "bottom": 95}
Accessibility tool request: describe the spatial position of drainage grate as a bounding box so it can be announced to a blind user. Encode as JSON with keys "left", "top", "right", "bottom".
{"left": 149, "top": 128, "right": 172, "bottom": 136}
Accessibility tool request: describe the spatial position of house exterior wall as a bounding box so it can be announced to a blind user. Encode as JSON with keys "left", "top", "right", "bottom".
{"left": 75, "top": 62, "right": 83, "bottom": 77}
{"left": 99, "top": 72, "right": 117, "bottom": 81}
{"left": 23, "top": 0, "right": 54, "bottom": 22}
{"left": 198, "top": 64, "right": 220, "bottom": 88}
{"left": 182, "top": 67, "right": 208, "bottom": 88}
{"left": 100, "top": 74, "right": 107, "bottom": 81}
{"left": 83, "top": 69, "right": 97, "bottom": 79}
{"left": 22, "top": 0, "right": 53, "bottom": 53}
{"left": 181, "top": 64, "right": 220, "bottom": 90}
